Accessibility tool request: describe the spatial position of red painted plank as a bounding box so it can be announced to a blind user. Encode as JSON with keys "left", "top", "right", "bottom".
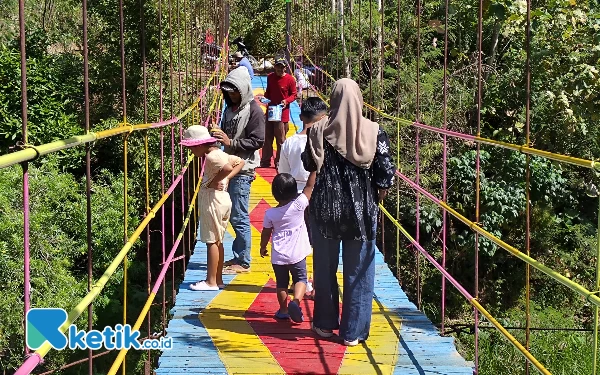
{"left": 257, "top": 167, "right": 277, "bottom": 184}
{"left": 249, "top": 198, "right": 272, "bottom": 233}
{"left": 244, "top": 280, "right": 347, "bottom": 375}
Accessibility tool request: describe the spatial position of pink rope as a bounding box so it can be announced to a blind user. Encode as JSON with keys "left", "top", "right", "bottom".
{"left": 415, "top": 129, "right": 420, "bottom": 243}
{"left": 411, "top": 121, "right": 476, "bottom": 141}
{"left": 441, "top": 121, "right": 448, "bottom": 333}
{"left": 15, "top": 354, "right": 43, "bottom": 375}
{"left": 151, "top": 158, "right": 206, "bottom": 296}
{"left": 14, "top": 158, "right": 194, "bottom": 375}
{"left": 391, "top": 208, "right": 474, "bottom": 301}
{"left": 23, "top": 168, "right": 31, "bottom": 347}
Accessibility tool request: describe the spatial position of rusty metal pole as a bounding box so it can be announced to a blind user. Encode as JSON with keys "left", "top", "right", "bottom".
{"left": 286, "top": 0, "right": 291, "bottom": 64}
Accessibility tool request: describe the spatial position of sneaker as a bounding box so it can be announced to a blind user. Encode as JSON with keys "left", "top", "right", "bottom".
{"left": 223, "top": 264, "right": 250, "bottom": 274}
{"left": 287, "top": 301, "right": 304, "bottom": 323}
{"left": 306, "top": 281, "right": 314, "bottom": 293}
{"left": 274, "top": 310, "right": 290, "bottom": 320}
{"left": 223, "top": 259, "right": 237, "bottom": 267}
{"left": 311, "top": 323, "right": 334, "bottom": 338}
{"left": 344, "top": 339, "right": 359, "bottom": 346}
{"left": 189, "top": 281, "right": 219, "bottom": 291}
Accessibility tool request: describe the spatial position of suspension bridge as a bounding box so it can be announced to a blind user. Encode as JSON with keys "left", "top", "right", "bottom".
{"left": 2, "top": 0, "right": 599, "bottom": 374}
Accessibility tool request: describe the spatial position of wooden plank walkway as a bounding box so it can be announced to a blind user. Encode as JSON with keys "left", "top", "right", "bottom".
{"left": 156, "top": 76, "right": 474, "bottom": 375}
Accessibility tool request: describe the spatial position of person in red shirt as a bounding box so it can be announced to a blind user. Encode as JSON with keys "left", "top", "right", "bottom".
{"left": 205, "top": 28, "right": 214, "bottom": 44}
{"left": 261, "top": 57, "right": 297, "bottom": 168}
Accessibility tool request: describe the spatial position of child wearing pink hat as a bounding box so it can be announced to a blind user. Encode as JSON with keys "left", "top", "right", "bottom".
{"left": 181, "top": 125, "right": 245, "bottom": 290}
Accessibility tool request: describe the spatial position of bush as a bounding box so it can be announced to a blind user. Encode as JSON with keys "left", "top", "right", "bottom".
{"left": 0, "top": 157, "right": 139, "bottom": 372}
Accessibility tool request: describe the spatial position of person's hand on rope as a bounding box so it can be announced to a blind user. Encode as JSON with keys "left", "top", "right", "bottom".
{"left": 211, "top": 129, "right": 231, "bottom": 146}
{"left": 378, "top": 189, "right": 388, "bottom": 203}
{"left": 280, "top": 100, "right": 287, "bottom": 108}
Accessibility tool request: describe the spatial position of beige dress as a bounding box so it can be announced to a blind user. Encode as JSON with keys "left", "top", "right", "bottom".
{"left": 198, "top": 149, "right": 242, "bottom": 244}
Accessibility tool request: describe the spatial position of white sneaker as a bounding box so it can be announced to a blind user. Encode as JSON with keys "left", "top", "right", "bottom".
{"left": 306, "top": 281, "right": 314, "bottom": 293}
{"left": 189, "top": 281, "right": 219, "bottom": 291}
{"left": 344, "top": 339, "right": 359, "bottom": 346}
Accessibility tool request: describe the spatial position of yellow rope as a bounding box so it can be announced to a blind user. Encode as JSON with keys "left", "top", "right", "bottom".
{"left": 107, "top": 171, "right": 204, "bottom": 375}
{"left": 380, "top": 205, "right": 552, "bottom": 375}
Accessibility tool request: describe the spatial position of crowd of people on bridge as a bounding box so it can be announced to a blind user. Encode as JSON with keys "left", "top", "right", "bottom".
{"left": 180, "top": 56, "right": 396, "bottom": 346}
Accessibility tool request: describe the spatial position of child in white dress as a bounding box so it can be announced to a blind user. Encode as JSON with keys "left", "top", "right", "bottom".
{"left": 181, "top": 125, "right": 245, "bottom": 291}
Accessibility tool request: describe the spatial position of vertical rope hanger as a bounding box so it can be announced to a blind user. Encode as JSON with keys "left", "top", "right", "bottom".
{"left": 377, "top": 0, "right": 385, "bottom": 258}
{"left": 368, "top": 0, "right": 373, "bottom": 116}
{"left": 335, "top": 3, "right": 339, "bottom": 78}
{"left": 168, "top": 0, "right": 177, "bottom": 306}
{"left": 158, "top": 0, "right": 168, "bottom": 338}
{"left": 139, "top": 0, "right": 152, "bottom": 370}
{"left": 358, "top": 0, "right": 362, "bottom": 87}
{"left": 441, "top": 0, "right": 449, "bottom": 337}
{"left": 379, "top": 0, "right": 384, "bottom": 109}
{"left": 415, "top": 0, "right": 422, "bottom": 310}
{"left": 187, "top": 0, "right": 194, "bottom": 261}
{"left": 475, "top": 0, "right": 484, "bottom": 369}
{"left": 117, "top": 0, "right": 128, "bottom": 372}
{"left": 395, "top": 0, "right": 401, "bottom": 284}
{"left": 180, "top": 0, "right": 188, "bottom": 280}
{"left": 82, "top": 0, "right": 93, "bottom": 369}
{"left": 524, "top": 0, "right": 533, "bottom": 372}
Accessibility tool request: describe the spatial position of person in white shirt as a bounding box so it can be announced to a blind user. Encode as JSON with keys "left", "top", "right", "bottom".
{"left": 294, "top": 63, "right": 314, "bottom": 98}
{"left": 278, "top": 97, "right": 328, "bottom": 193}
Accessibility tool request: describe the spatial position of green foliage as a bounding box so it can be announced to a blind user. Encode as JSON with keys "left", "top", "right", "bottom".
{"left": 455, "top": 302, "right": 593, "bottom": 374}
{"left": 230, "top": 0, "right": 288, "bottom": 56}
{"left": 0, "top": 29, "right": 83, "bottom": 169}
{"left": 0, "top": 158, "right": 139, "bottom": 371}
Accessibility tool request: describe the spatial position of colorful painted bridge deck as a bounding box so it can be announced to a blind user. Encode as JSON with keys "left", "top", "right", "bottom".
{"left": 156, "top": 76, "right": 474, "bottom": 375}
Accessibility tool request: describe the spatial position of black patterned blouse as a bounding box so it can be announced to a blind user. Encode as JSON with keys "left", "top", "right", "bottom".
{"left": 301, "top": 127, "right": 396, "bottom": 241}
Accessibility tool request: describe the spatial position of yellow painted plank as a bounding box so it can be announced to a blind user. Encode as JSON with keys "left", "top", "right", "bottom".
{"left": 199, "top": 272, "right": 285, "bottom": 375}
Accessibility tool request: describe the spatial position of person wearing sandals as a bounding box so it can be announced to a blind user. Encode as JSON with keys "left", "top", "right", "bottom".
{"left": 301, "top": 78, "right": 396, "bottom": 346}
{"left": 181, "top": 125, "right": 245, "bottom": 291}
{"left": 259, "top": 172, "right": 316, "bottom": 322}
